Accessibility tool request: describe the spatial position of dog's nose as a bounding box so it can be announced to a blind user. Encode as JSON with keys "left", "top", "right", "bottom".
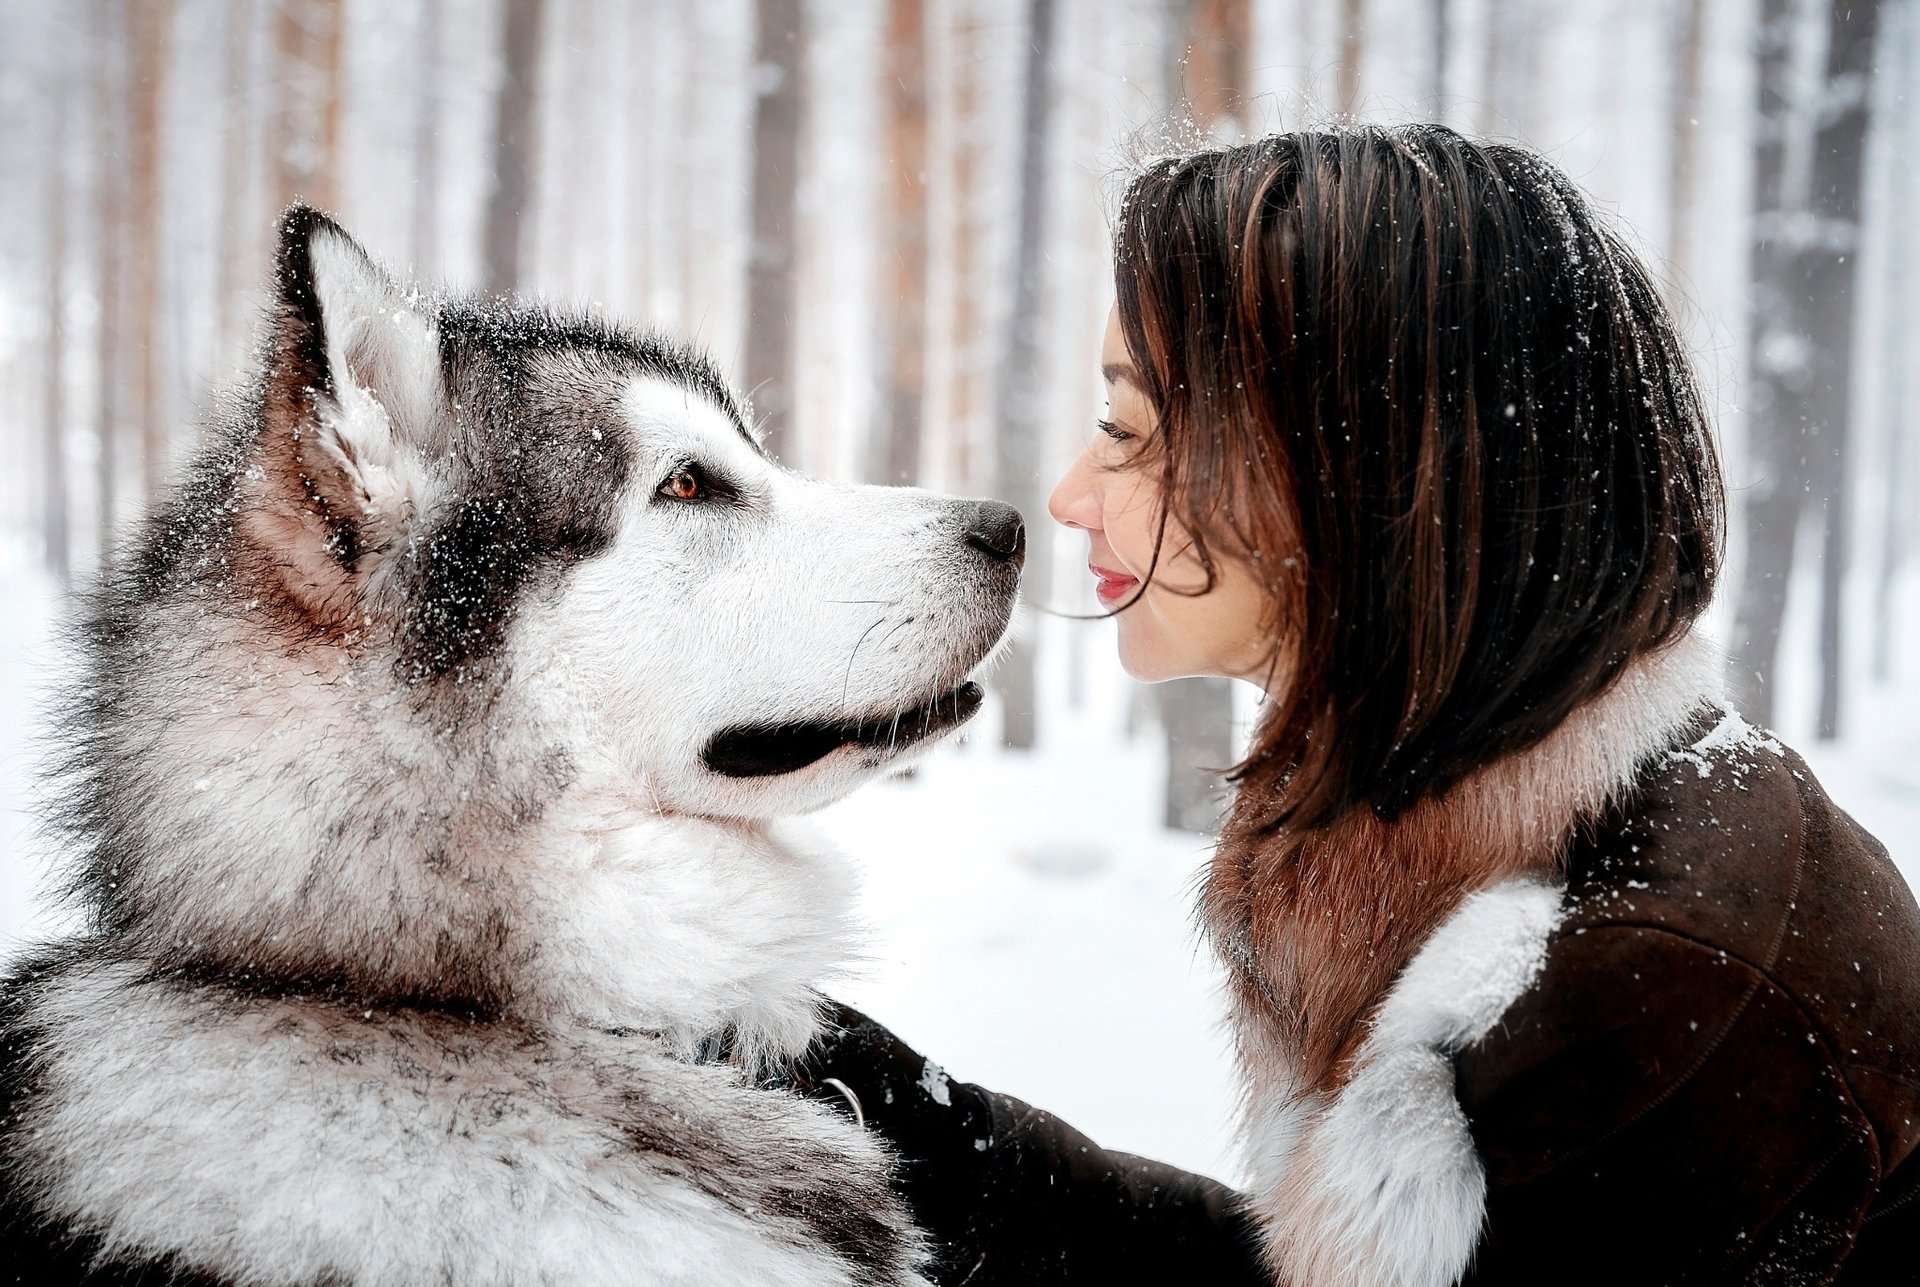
{"left": 964, "top": 501, "right": 1026, "bottom": 566}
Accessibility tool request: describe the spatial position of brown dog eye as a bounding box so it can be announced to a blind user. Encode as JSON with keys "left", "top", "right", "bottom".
{"left": 659, "top": 467, "right": 706, "bottom": 502}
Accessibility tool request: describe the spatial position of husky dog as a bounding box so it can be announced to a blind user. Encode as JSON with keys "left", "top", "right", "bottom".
{"left": 0, "top": 206, "right": 1022, "bottom": 1286}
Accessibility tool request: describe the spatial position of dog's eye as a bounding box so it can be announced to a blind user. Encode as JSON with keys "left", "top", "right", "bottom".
{"left": 658, "top": 466, "right": 707, "bottom": 503}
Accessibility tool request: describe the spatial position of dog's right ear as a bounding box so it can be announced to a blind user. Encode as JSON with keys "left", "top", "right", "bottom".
{"left": 246, "top": 204, "right": 440, "bottom": 629}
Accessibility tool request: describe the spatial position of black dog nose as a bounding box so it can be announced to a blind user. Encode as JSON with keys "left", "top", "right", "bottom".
{"left": 964, "top": 501, "right": 1026, "bottom": 565}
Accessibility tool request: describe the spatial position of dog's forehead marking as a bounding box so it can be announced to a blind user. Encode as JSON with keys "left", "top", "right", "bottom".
{"left": 621, "top": 375, "right": 766, "bottom": 461}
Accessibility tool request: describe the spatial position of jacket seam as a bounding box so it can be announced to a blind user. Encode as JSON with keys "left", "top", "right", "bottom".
{"left": 1487, "top": 924, "right": 1764, "bottom": 1186}
{"left": 1487, "top": 924, "right": 1871, "bottom": 1189}
{"left": 1853, "top": 1067, "right": 1920, "bottom": 1094}
{"left": 1864, "top": 1176, "right": 1920, "bottom": 1224}
{"left": 1721, "top": 1129, "right": 1868, "bottom": 1282}
{"left": 1561, "top": 917, "right": 1890, "bottom": 1171}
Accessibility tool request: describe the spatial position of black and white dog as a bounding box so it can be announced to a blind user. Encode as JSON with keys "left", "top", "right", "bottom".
{"left": 0, "top": 207, "right": 1021, "bottom": 1285}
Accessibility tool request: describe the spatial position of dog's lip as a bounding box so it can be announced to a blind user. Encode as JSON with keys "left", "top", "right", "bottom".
{"left": 701, "top": 681, "right": 985, "bottom": 779}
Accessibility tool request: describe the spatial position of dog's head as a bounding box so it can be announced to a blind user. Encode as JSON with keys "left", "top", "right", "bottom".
{"left": 241, "top": 206, "right": 1019, "bottom": 818}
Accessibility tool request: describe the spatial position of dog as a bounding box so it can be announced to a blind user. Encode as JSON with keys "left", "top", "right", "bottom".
{"left": 0, "top": 205, "right": 1022, "bottom": 1286}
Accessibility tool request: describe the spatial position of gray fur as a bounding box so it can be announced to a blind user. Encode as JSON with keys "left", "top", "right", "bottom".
{"left": 0, "top": 204, "right": 1016, "bottom": 1286}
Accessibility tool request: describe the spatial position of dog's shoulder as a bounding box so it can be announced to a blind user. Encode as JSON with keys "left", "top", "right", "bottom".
{"left": 0, "top": 948, "right": 927, "bottom": 1286}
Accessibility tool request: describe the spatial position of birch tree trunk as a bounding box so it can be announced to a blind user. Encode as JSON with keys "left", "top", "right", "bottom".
{"left": 991, "top": 0, "right": 1056, "bottom": 751}
{"left": 744, "top": 0, "right": 806, "bottom": 463}
{"left": 483, "top": 0, "right": 545, "bottom": 296}
{"left": 870, "top": 0, "right": 929, "bottom": 486}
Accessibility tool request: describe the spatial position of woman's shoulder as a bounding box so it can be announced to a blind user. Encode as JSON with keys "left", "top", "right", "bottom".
{"left": 1549, "top": 706, "right": 1920, "bottom": 1087}
{"left": 1568, "top": 706, "right": 1908, "bottom": 940}
{"left": 1452, "top": 704, "right": 1920, "bottom": 1214}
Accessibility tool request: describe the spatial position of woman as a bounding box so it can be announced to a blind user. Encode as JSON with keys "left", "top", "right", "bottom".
{"left": 799, "top": 125, "right": 1920, "bottom": 1285}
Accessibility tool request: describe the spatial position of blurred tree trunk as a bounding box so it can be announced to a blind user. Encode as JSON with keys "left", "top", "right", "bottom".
{"left": 745, "top": 0, "right": 806, "bottom": 462}
{"left": 1668, "top": 0, "right": 1705, "bottom": 284}
{"left": 946, "top": 1, "right": 984, "bottom": 491}
{"left": 1180, "top": 0, "right": 1250, "bottom": 127}
{"left": 1476, "top": 0, "right": 1542, "bottom": 137}
{"left": 624, "top": 0, "right": 657, "bottom": 313}
{"left": 214, "top": 0, "right": 257, "bottom": 371}
{"left": 483, "top": 0, "right": 545, "bottom": 295}
{"left": 991, "top": 0, "right": 1056, "bottom": 751}
{"left": 555, "top": 0, "right": 598, "bottom": 292}
{"left": 126, "top": 0, "right": 171, "bottom": 503}
{"left": 1732, "top": 0, "right": 1811, "bottom": 727}
{"left": 1477, "top": 0, "right": 1506, "bottom": 134}
{"left": 44, "top": 97, "right": 72, "bottom": 586}
{"left": 94, "top": 0, "right": 125, "bottom": 564}
{"left": 270, "top": 0, "right": 344, "bottom": 212}
{"left": 667, "top": 6, "right": 704, "bottom": 325}
{"left": 1809, "top": 1, "right": 1880, "bottom": 738}
{"left": 870, "top": 0, "right": 929, "bottom": 486}
{"left": 1733, "top": 0, "right": 1881, "bottom": 734}
{"left": 1152, "top": 0, "right": 1247, "bottom": 833}
{"left": 1433, "top": 0, "right": 1450, "bottom": 106}
{"left": 412, "top": 0, "right": 443, "bottom": 274}
{"left": 1338, "top": 0, "right": 1366, "bottom": 112}
{"left": 1873, "top": 1, "right": 1914, "bottom": 683}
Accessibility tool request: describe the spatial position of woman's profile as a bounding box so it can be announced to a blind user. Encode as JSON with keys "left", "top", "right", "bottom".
{"left": 804, "top": 124, "right": 1920, "bottom": 1285}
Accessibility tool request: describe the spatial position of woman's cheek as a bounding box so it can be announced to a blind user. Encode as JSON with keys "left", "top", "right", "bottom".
{"left": 1105, "top": 474, "right": 1162, "bottom": 574}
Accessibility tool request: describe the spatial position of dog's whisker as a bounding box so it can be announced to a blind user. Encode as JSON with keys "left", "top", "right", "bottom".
{"left": 841, "top": 616, "right": 891, "bottom": 707}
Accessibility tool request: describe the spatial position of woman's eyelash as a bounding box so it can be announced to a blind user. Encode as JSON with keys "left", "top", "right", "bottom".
{"left": 1096, "top": 419, "right": 1133, "bottom": 442}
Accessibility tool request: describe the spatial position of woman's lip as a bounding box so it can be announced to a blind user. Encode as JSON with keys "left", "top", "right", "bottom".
{"left": 1090, "top": 563, "right": 1139, "bottom": 600}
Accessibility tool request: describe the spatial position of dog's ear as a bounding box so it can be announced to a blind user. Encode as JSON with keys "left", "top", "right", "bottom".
{"left": 246, "top": 204, "right": 440, "bottom": 627}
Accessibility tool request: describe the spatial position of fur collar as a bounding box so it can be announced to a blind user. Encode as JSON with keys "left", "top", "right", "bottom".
{"left": 1213, "top": 631, "right": 1723, "bottom": 1286}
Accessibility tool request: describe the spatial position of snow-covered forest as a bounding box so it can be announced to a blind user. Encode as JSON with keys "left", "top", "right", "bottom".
{"left": 0, "top": 0, "right": 1915, "bottom": 1180}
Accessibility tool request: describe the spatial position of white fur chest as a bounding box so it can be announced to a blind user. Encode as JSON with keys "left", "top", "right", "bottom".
{"left": 11, "top": 956, "right": 924, "bottom": 1287}
{"left": 519, "top": 804, "right": 858, "bottom": 1061}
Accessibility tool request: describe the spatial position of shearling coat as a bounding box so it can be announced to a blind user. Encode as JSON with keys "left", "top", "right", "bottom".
{"left": 804, "top": 642, "right": 1920, "bottom": 1285}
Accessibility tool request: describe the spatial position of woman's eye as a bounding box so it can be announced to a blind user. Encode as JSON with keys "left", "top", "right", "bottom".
{"left": 658, "top": 466, "right": 707, "bottom": 502}
{"left": 1096, "top": 418, "right": 1133, "bottom": 443}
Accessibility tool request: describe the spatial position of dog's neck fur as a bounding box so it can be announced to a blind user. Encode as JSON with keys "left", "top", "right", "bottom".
{"left": 1204, "top": 630, "right": 1723, "bottom": 1102}
{"left": 62, "top": 598, "right": 847, "bottom": 1067}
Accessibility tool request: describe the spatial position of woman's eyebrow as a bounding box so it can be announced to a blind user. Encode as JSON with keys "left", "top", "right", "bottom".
{"left": 1102, "top": 362, "right": 1141, "bottom": 387}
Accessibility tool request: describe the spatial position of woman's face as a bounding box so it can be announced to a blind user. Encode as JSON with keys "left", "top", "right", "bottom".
{"left": 1047, "top": 307, "right": 1276, "bottom": 686}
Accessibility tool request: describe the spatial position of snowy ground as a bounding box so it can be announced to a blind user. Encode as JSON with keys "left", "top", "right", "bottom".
{"left": 1, "top": 544, "right": 1914, "bottom": 1187}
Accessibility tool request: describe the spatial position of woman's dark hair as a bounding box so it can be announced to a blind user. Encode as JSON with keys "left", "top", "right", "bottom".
{"left": 1113, "top": 124, "right": 1722, "bottom": 830}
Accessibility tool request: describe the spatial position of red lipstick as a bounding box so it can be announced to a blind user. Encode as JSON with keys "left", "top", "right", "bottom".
{"left": 1090, "top": 563, "right": 1139, "bottom": 604}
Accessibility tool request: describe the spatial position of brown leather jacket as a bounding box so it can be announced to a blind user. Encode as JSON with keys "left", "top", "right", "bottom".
{"left": 1455, "top": 716, "right": 1920, "bottom": 1283}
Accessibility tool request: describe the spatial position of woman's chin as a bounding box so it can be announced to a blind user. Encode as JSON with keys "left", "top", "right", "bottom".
{"left": 1115, "top": 632, "right": 1192, "bottom": 685}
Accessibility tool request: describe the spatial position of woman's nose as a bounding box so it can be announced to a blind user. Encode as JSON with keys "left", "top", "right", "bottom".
{"left": 1047, "top": 447, "right": 1100, "bottom": 532}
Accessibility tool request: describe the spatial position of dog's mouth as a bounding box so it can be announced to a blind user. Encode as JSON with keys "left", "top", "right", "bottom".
{"left": 701, "top": 681, "right": 985, "bottom": 779}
